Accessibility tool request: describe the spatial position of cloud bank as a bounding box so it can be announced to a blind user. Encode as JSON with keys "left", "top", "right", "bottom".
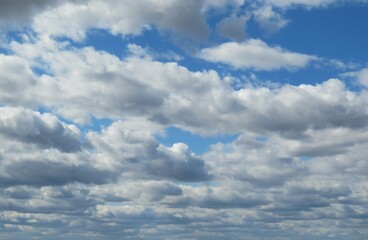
{"left": 1, "top": 1, "right": 368, "bottom": 240}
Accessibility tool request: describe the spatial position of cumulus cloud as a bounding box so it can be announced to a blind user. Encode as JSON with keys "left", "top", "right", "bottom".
{"left": 0, "top": 107, "right": 81, "bottom": 152}
{"left": 1, "top": 1, "right": 368, "bottom": 239}
{"left": 6, "top": 38, "right": 368, "bottom": 138}
{"left": 86, "top": 121, "right": 211, "bottom": 182}
{"left": 31, "top": 0, "right": 211, "bottom": 41}
{"left": 1, "top": 161, "right": 116, "bottom": 187}
{"left": 0, "top": 0, "right": 66, "bottom": 27}
{"left": 253, "top": 5, "right": 289, "bottom": 34}
{"left": 0, "top": 54, "right": 40, "bottom": 107}
{"left": 343, "top": 67, "right": 368, "bottom": 87}
{"left": 198, "top": 39, "right": 317, "bottom": 70}
{"left": 216, "top": 14, "right": 248, "bottom": 41}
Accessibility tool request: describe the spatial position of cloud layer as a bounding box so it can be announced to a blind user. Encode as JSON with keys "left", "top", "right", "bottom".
{"left": 1, "top": 1, "right": 368, "bottom": 240}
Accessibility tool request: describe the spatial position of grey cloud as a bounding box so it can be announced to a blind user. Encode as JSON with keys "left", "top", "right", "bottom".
{"left": 265, "top": 183, "right": 352, "bottom": 213}
{"left": 4, "top": 187, "right": 36, "bottom": 199}
{"left": 150, "top": 143, "right": 212, "bottom": 182}
{"left": 233, "top": 79, "right": 368, "bottom": 137}
{"left": 0, "top": 0, "right": 66, "bottom": 26}
{"left": 205, "top": 136, "right": 308, "bottom": 187}
{"left": 0, "top": 186, "right": 99, "bottom": 216}
{"left": 293, "top": 141, "right": 351, "bottom": 157}
{"left": 156, "top": 0, "right": 210, "bottom": 40}
{"left": 216, "top": 14, "right": 248, "bottom": 41}
{"left": 89, "top": 181, "right": 182, "bottom": 203}
{"left": 9, "top": 40, "right": 368, "bottom": 138}
{"left": 165, "top": 186, "right": 270, "bottom": 209}
{"left": 32, "top": 0, "right": 210, "bottom": 41}
{"left": 0, "top": 107, "right": 81, "bottom": 152}
{"left": 0, "top": 54, "right": 39, "bottom": 107}
{"left": 285, "top": 127, "right": 368, "bottom": 159}
{"left": 1, "top": 4, "right": 368, "bottom": 238}
{"left": 0, "top": 160, "right": 116, "bottom": 187}
{"left": 87, "top": 122, "right": 211, "bottom": 182}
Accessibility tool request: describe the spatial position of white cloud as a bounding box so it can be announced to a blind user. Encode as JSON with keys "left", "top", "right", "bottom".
{"left": 253, "top": 5, "right": 289, "bottom": 34}
{"left": 86, "top": 121, "right": 211, "bottom": 182}
{"left": 2, "top": 2, "right": 368, "bottom": 238}
{"left": 345, "top": 67, "right": 368, "bottom": 87}
{"left": 198, "top": 39, "right": 317, "bottom": 70}
{"left": 0, "top": 54, "right": 39, "bottom": 107}
{"left": 32, "top": 0, "right": 210, "bottom": 41}
{"left": 6, "top": 38, "right": 368, "bottom": 138}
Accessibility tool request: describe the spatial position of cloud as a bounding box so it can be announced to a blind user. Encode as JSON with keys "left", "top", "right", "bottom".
{"left": 198, "top": 39, "right": 317, "bottom": 70}
{"left": 0, "top": 107, "right": 81, "bottom": 152}
{"left": 6, "top": 38, "right": 368, "bottom": 138}
{"left": 0, "top": 161, "right": 115, "bottom": 187}
{"left": 86, "top": 121, "right": 211, "bottom": 182}
{"left": 32, "top": 0, "right": 211, "bottom": 41}
{"left": 216, "top": 14, "right": 248, "bottom": 41}
{"left": 164, "top": 184, "right": 270, "bottom": 208}
{"left": 0, "top": 54, "right": 40, "bottom": 107}
{"left": 343, "top": 67, "right": 368, "bottom": 87}
{"left": 233, "top": 79, "right": 368, "bottom": 136}
{"left": 253, "top": 5, "right": 289, "bottom": 34}
{"left": 0, "top": 0, "right": 66, "bottom": 27}
{"left": 2, "top": 2, "right": 368, "bottom": 239}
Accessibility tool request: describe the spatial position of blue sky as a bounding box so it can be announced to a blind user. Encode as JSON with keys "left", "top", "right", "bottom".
{"left": 1, "top": 1, "right": 368, "bottom": 239}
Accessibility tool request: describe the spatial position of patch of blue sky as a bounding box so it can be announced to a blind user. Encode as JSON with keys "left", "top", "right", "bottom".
{"left": 83, "top": 116, "right": 113, "bottom": 133}
{"left": 83, "top": 28, "right": 127, "bottom": 58}
{"left": 69, "top": 27, "right": 188, "bottom": 63}
{"left": 268, "top": 5, "right": 368, "bottom": 63}
{"left": 155, "top": 126, "right": 238, "bottom": 155}
{"left": 253, "top": 67, "right": 343, "bottom": 86}
{"left": 80, "top": 27, "right": 232, "bottom": 76}
{"left": 130, "top": 27, "right": 185, "bottom": 58}
{"left": 235, "top": 4, "right": 368, "bottom": 89}
{"left": 255, "top": 136, "right": 268, "bottom": 142}
{"left": 31, "top": 62, "right": 52, "bottom": 77}
{"left": 299, "top": 156, "right": 313, "bottom": 161}
{"left": 0, "top": 46, "right": 9, "bottom": 54}
{"left": 3, "top": 30, "right": 26, "bottom": 43}
{"left": 0, "top": 30, "right": 25, "bottom": 54}
{"left": 53, "top": 13, "right": 351, "bottom": 90}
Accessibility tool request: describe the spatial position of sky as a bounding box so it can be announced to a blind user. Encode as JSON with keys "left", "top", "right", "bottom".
{"left": 0, "top": 0, "right": 368, "bottom": 239}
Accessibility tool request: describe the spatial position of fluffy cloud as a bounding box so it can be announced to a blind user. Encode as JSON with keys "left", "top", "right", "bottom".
{"left": 198, "top": 39, "right": 317, "bottom": 70}
{"left": 32, "top": 0, "right": 213, "bottom": 41}
{"left": 0, "top": 0, "right": 66, "bottom": 27}
{"left": 6, "top": 38, "right": 368, "bottom": 138}
{"left": 0, "top": 54, "right": 39, "bottom": 107}
{"left": 344, "top": 67, "right": 368, "bottom": 87}
{"left": 2, "top": 1, "right": 368, "bottom": 239}
{"left": 216, "top": 14, "right": 248, "bottom": 41}
{"left": 86, "top": 121, "right": 211, "bottom": 182}
{"left": 0, "top": 107, "right": 80, "bottom": 152}
{"left": 253, "top": 5, "right": 289, "bottom": 33}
